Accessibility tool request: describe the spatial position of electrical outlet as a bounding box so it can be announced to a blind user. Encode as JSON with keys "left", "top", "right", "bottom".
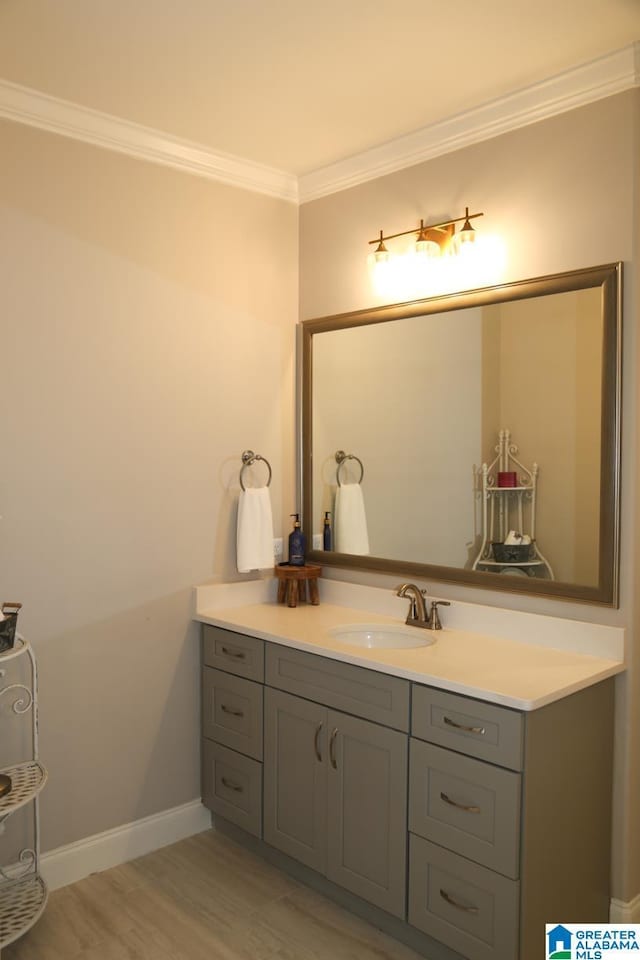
{"left": 273, "top": 538, "right": 284, "bottom": 562}
{"left": 312, "top": 534, "right": 322, "bottom": 550}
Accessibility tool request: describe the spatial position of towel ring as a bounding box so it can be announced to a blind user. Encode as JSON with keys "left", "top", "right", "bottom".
{"left": 240, "top": 450, "right": 272, "bottom": 491}
{"left": 335, "top": 450, "right": 364, "bottom": 487}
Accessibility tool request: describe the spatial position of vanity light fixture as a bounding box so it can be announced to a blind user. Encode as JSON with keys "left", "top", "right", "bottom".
{"left": 368, "top": 206, "right": 483, "bottom": 260}
{"left": 458, "top": 207, "right": 477, "bottom": 245}
{"left": 372, "top": 230, "right": 390, "bottom": 263}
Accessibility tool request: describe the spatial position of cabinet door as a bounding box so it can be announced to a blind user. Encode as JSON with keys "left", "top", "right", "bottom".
{"left": 263, "top": 687, "right": 327, "bottom": 874}
{"left": 326, "top": 710, "right": 408, "bottom": 918}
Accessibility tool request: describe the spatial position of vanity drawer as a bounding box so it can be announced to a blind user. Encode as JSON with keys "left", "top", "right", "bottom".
{"left": 202, "top": 668, "right": 263, "bottom": 760}
{"left": 265, "top": 643, "right": 409, "bottom": 732}
{"left": 409, "top": 834, "right": 519, "bottom": 960}
{"left": 202, "top": 625, "right": 265, "bottom": 681}
{"left": 202, "top": 739, "right": 262, "bottom": 838}
{"left": 409, "top": 739, "right": 521, "bottom": 879}
{"left": 412, "top": 686, "right": 523, "bottom": 770}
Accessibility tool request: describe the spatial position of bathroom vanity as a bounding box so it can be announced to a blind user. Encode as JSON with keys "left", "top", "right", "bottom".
{"left": 196, "top": 581, "right": 624, "bottom": 960}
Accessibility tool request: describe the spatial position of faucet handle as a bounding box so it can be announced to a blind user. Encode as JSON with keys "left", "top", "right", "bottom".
{"left": 428, "top": 600, "right": 450, "bottom": 630}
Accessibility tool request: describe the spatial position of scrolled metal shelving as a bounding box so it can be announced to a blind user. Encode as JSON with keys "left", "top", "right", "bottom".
{"left": 0, "top": 636, "right": 48, "bottom": 949}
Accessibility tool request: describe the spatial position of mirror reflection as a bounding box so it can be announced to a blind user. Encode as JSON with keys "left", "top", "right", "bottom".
{"left": 302, "top": 265, "right": 621, "bottom": 605}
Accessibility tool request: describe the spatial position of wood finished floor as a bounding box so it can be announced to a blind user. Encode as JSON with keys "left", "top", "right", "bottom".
{"left": 3, "top": 829, "right": 425, "bottom": 960}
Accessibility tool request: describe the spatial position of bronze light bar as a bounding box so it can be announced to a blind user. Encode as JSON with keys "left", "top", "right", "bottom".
{"left": 369, "top": 207, "right": 484, "bottom": 256}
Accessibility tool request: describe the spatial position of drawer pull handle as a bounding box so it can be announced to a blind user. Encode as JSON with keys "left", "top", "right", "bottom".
{"left": 221, "top": 704, "right": 245, "bottom": 718}
{"left": 443, "top": 716, "right": 486, "bottom": 735}
{"left": 221, "top": 777, "right": 243, "bottom": 793}
{"left": 220, "top": 646, "right": 246, "bottom": 660}
{"left": 440, "top": 889, "right": 479, "bottom": 914}
{"left": 329, "top": 727, "right": 338, "bottom": 769}
{"left": 440, "top": 792, "right": 481, "bottom": 814}
{"left": 314, "top": 723, "right": 323, "bottom": 762}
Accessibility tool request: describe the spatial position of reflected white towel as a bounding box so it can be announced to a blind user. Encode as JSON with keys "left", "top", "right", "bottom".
{"left": 236, "top": 487, "right": 274, "bottom": 573}
{"left": 334, "top": 483, "right": 370, "bottom": 555}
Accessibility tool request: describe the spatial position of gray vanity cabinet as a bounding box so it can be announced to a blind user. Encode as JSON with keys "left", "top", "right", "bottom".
{"left": 263, "top": 684, "right": 408, "bottom": 918}
{"left": 201, "top": 626, "right": 265, "bottom": 839}
{"left": 325, "top": 707, "right": 408, "bottom": 917}
{"left": 263, "top": 686, "right": 327, "bottom": 873}
{"left": 408, "top": 680, "right": 615, "bottom": 960}
{"left": 200, "top": 625, "right": 615, "bottom": 960}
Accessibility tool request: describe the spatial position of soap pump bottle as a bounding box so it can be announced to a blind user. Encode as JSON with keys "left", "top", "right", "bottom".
{"left": 288, "top": 514, "right": 306, "bottom": 567}
{"left": 323, "top": 511, "right": 332, "bottom": 551}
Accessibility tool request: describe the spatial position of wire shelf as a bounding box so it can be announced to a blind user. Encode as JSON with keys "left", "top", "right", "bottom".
{"left": 0, "top": 873, "right": 48, "bottom": 948}
{"left": 0, "top": 762, "right": 47, "bottom": 819}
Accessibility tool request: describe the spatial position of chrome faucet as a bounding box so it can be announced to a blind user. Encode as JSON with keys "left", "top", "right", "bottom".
{"left": 396, "top": 583, "right": 450, "bottom": 630}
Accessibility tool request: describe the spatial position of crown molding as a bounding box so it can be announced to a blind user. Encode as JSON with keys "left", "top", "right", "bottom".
{"left": 0, "top": 78, "right": 299, "bottom": 203}
{"left": 299, "top": 42, "right": 640, "bottom": 203}
{"left": 0, "top": 43, "right": 638, "bottom": 206}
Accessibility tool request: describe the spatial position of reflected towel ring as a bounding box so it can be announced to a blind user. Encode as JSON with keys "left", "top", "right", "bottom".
{"left": 240, "top": 450, "right": 273, "bottom": 491}
{"left": 335, "top": 450, "right": 364, "bottom": 487}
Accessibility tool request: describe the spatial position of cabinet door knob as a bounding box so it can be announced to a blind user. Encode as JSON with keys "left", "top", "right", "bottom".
{"left": 329, "top": 727, "right": 338, "bottom": 769}
{"left": 440, "top": 792, "right": 481, "bottom": 814}
{"left": 443, "top": 716, "right": 486, "bottom": 735}
{"left": 314, "top": 723, "right": 323, "bottom": 762}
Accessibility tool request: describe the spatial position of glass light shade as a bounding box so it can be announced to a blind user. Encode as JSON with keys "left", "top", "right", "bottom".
{"left": 373, "top": 237, "right": 390, "bottom": 262}
{"left": 415, "top": 237, "right": 441, "bottom": 259}
{"left": 458, "top": 222, "right": 476, "bottom": 244}
{"left": 458, "top": 208, "right": 476, "bottom": 246}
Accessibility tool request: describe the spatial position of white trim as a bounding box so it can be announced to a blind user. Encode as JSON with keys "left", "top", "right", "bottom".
{"left": 610, "top": 893, "right": 640, "bottom": 923}
{"left": 0, "top": 44, "right": 638, "bottom": 204}
{"left": 0, "top": 78, "right": 298, "bottom": 203}
{"left": 298, "top": 43, "right": 640, "bottom": 203}
{"left": 40, "top": 799, "right": 211, "bottom": 891}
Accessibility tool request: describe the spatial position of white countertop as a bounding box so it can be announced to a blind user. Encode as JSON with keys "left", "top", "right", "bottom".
{"left": 195, "top": 580, "right": 625, "bottom": 711}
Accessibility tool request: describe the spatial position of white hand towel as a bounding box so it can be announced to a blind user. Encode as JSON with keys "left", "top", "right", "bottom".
{"left": 236, "top": 487, "right": 274, "bottom": 573}
{"left": 334, "top": 483, "right": 370, "bottom": 555}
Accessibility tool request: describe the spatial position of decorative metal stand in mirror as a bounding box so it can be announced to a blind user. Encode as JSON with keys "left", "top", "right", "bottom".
{"left": 300, "top": 263, "right": 622, "bottom": 606}
{"left": 472, "top": 429, "right": 554, "bottom": 580}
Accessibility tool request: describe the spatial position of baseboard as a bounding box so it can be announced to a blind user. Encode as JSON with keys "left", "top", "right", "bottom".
{"left": 38, "top": 801, "right": 640, "bottom": 926}
{"left": 40, "top": 799, "right": 212, "bottom": 891}
{"left": 610, "top": 893, "right": 640, "bottom": 923}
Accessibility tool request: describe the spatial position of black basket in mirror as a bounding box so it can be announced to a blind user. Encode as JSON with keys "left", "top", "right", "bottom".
{"left": 0, "top": 602, "right": 22, "bottom": 654}
{"left": 491, "top": 542, "right": 534, "bottom": 564}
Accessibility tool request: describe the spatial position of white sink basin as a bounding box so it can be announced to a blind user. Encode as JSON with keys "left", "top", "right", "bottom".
{"left": 328, "top": 623, "right": 435, "bottom": 650}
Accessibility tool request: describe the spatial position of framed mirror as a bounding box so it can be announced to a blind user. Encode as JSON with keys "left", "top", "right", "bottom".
{"left": 300, "top": 263, "right": 621, "bottom": 606}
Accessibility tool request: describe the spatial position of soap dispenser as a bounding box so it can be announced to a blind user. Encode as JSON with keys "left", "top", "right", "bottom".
{"left": 288, "top": 514, "right": 306, "bottom": 567}
{"left": 323, "top": 511, "right": 332, "bottom": 551}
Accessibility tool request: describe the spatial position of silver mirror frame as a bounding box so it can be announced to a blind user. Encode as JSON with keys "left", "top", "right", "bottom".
{"left": 299, "top": 263, "right": 622, "bottom": 606}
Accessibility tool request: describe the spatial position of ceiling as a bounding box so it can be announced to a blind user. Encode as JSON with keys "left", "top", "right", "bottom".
{"left": 1, "top": 0, "right": 639, "bottom": 176}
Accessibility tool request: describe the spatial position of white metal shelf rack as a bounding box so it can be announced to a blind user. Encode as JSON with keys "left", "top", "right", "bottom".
{"left": 0, "top": 637, "right": 48, "bottom": 949}
{"left": 472, "top": 429, "right": 554, "bottom": 579}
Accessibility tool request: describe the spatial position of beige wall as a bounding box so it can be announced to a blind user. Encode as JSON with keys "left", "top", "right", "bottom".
{"left": 300, "top": 90, "right": 639, "bottom": 900}
{"left": 1, "top": 87, "right": 639, "bottom": 904}
{"left": 0, "top": 119, "right": 298, "bottom": 850}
